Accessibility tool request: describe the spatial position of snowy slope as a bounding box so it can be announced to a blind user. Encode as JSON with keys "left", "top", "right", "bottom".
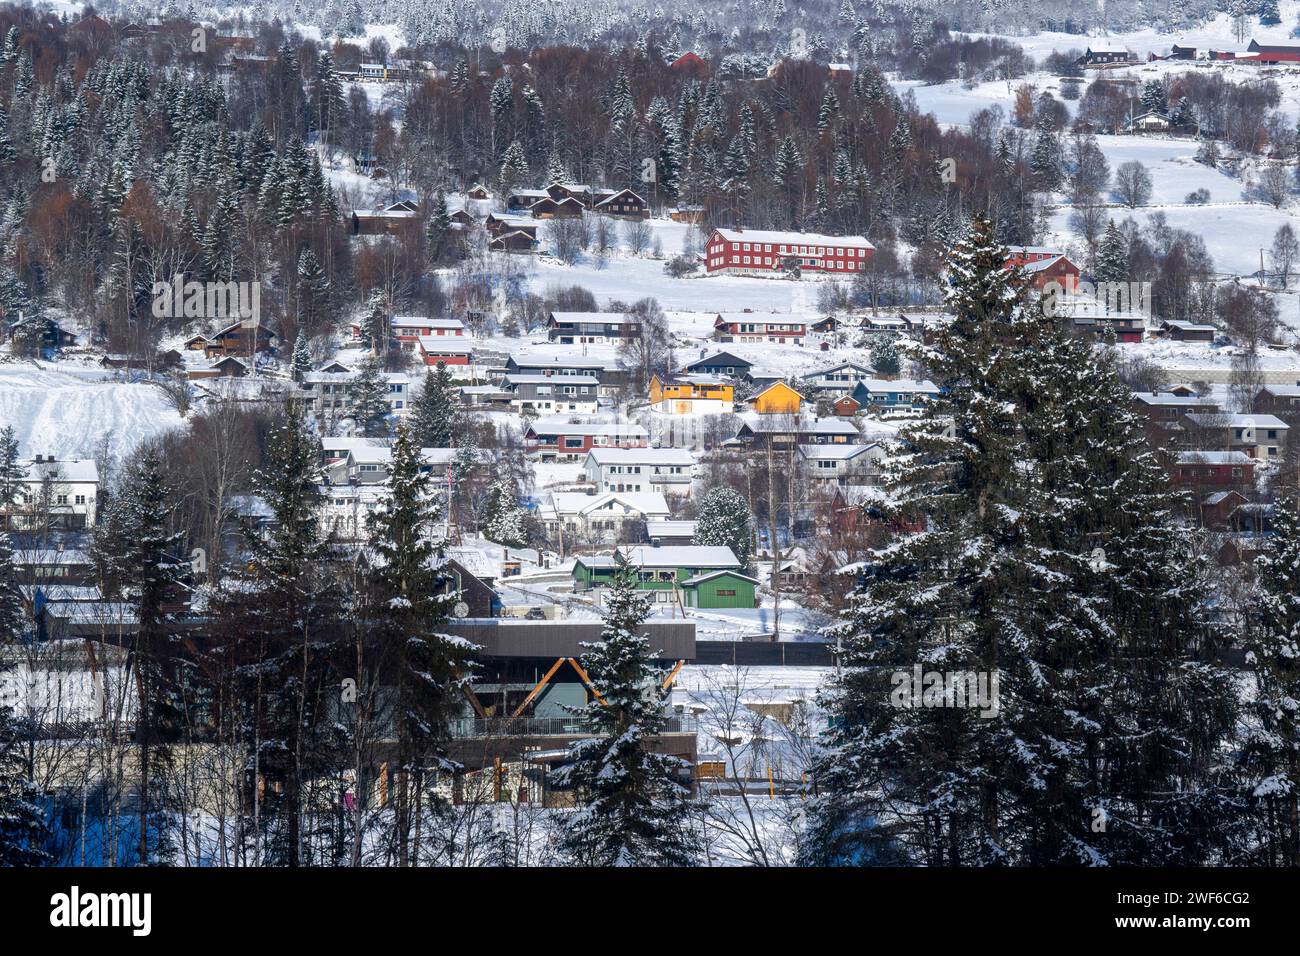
{"left": 0, "top": 361, "right": 185, "bottom": 461}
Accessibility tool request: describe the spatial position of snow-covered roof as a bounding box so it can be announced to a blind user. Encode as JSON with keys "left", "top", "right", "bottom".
{"left": 646, "top": 519, "right": 697, "bottom": 537}
{"left": 1174, "top": 451, "right": 1253, "bottom": 465}
{"left": 23, "top": 458, "right": 99, "bottom": 483}
{"left": 416, "top": 337, "right": 473, "bottom": 352}
{"left": 544, "top": 491, "right": 670, "bottom": 517}
{"left": 617, "top": 545, "right": 740, "bottom": 569}
{"left": 1183, "top": 413, "right": 1289, "bottom": 430}
{"left": 1132, "top": 392, "right": 1218, "bottom": 407}
{"left": 503, "top": 374, "right": 600, "bottom": 385}
{"left": 737, "top": 413, "right": 860, "bottom": 435}
{"left": 549, "top": 312, "right": 639, "bottom": 325}
{"left": 393, "top": 316, "right": 465, "bottom": 330}
{"left": 681, "top": 569, "right": 760, "bottom": 586}
{"left": 712, "top": 228, "right": 874, "bottom": 249}
{"left": 527, "top": 418, "right": 648, "bottom": 438}
{"left": 585, "top": 448, "right": 696, "bottom": 465}
{"left": 797, "top": 442, "right": 881, "bottom": 461}
{"left": 856, "top": 378, "right": 940, "bottom": 395}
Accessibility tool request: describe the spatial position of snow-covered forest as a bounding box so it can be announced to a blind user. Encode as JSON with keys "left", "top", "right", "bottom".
{"left": 0, "top": 0, "right": 1297, "bottom": 882}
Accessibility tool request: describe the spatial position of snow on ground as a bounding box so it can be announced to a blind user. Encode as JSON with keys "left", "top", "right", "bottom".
{"left": 0, "top": 360, "right": 185, "bottom": 461}
{"left": 677, "top": 600, "right": 834, "bottom": 642}
{"left": 966, "top": 5, "right": 1300, "bottom": 62}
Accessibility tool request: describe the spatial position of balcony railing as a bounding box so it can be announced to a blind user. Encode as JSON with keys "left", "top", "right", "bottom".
{"left": 449, "top": 715, "right": 698, "bottom": 738}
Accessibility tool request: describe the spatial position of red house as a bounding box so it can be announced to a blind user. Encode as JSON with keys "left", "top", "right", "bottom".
{"left": 416, "top": 338, "right": 472, "bottom": 366}
{"left": 705, "top": 228, "right": 873, "bottom": 276}
{"left": 350, "top": 316, "right": 465, "bottom": 345}
{"left": 1017, "top": 254, "right": 1081, "bottom": 292}
{"left": 713, "top": 313, "right": 809, "bottom": 344}
{"left": 1247, "top": 40, "right": 1300, "bottom": 63}
{"left": 523, "top": 420, "right": 649, "bottom": 461}
{"left": 1169, "top": 451, "right": 1254, "bottom": 490}
{"left": 1006, "top": 246, "right": 1064, "bottom": 268}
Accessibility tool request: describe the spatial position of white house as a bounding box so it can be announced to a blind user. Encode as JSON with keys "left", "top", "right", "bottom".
{"left": 299, "top": 370, "right": 411, "bottom": 417}
{"left": 5, "top": 457, "right": 100, "bottom": 531}
{"left": 582, "top": 448, "right": 696, "bottom": 496}
{"left": 538, "top": 491, "right": 671, "bottom": 544}
{"left": 798, "top": 443, "right": 886, "bottom": 485}
{"left": 800, "top": 361, "right": 875, "bottom": 394}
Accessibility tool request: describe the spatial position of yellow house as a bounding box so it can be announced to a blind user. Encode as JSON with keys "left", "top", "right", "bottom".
{"left": 750, "top": 380, "right": 803, "bottom": 415}
{"left": 649, "top": 374, "right": 735, "bottom": 414}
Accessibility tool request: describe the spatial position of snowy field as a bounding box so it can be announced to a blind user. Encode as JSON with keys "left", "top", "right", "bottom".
{"left": 0, "top": 360, "right": 185, "bottom": 462}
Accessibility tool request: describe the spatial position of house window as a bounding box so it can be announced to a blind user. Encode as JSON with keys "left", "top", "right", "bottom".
{"left": 717, "top": 589, "right": 737, "bottom": 597}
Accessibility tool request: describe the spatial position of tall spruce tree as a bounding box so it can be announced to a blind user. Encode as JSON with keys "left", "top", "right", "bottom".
{"left": 213, "top": 405, "right": 344, "bottom": 866}
{"left": 410, "top": 362, "right": 458, "bottom": 448}
{"left": 366, "top": 424, "right": 469, "bottom": 866}
{"left": 1241, "top": 493, "right": 1300, "bottom": 865}
{"left": 806, "top": 216, "right": 1241, "bottom": 866}
{"left": 120, "top": 450, "right": 185, "bottom": 865}
{"left": 480, "top": 476, "right": 526, "bottom": 547}
{"left": 553, "top": 565, "right": 700, "bottom": 866}
{"left": 350, "top": 356, "right": 391, "bottom": 438}
{"left": 692, "top": 485, "right": 752, "bottom": 567}
{"left": 0, "top": 528, "right": 49, "bottom": 865}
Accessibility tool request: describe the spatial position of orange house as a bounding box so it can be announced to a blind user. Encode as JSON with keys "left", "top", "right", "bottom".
{"left": 649, "top": 374, "right": 734, "bottom": 414}
{"left": 750, "top": 381, "right": 803, "bottom": 415}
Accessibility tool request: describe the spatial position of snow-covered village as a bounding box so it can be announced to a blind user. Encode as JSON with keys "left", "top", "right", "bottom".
{"left": 0, "top": 0, "right": 1293, "bottom": 915}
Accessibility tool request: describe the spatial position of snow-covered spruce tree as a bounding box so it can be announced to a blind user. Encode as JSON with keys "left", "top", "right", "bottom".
{"left": 0, "top": 528, "right": 49, "bottom": 865}
{"left": 366, "top": 424, "right": 471, "bottom": 866}
{"left": 553, "top": 565, "right": 700, "bottom": 866}
{"left": 692, "top": 485, "right": 752, "bottom": 568}
{"left": 410, "top": 361, "right": 458, "bottom": 449}
{"left": 869, "top": 335, "right": 901, "bottom": 376}
{"left": 0, "top": 425, "right": 21, "bottom": 505}
{"left": 804, "top": 216, "right": 1240, "bottom": 866}
{"left": 119, "top": 449, "right": 185, "bottom": 865}
{"left": 1240, "top": 493, "right": 1300, "bottom": 866}
{"left": 480, "top": 475, "right": 526, "bottom": 548}
{"left": 426, "top": 190, "right": 452, "bottom": 262}
{"left": 291, "top": 329, "right": 312, "bottom": 382}
{"left": 1094, "top": 220, "right": 1129, "bottom": 284}
{"left": 211, "top": 404, "right": 345, "bottom": 867}
{"left": 350, "top": 355, "right": 391, "bottom": 438}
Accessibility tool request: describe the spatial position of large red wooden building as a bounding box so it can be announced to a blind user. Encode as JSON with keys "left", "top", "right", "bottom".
{"left": 705, "top": 228, "right": 874, "bottom": 276}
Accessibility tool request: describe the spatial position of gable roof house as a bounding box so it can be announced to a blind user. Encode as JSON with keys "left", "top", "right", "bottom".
{"left": 649, "top": 374, "right": 735, "bottom": 414}
{"left": 547, "top": 312, "right": 643, "bottom": 344}
{"left": 681, "top": 351, "right": 754, "bottom": 380}
{"left": 350, "top": 198, "right": 420, "bottom": 234}
{"left": 593, "top": 188, "right": 650, "bottom": 219}
{"left": 748, "top": 380, "right": 804, "bottom": 415}
{"left": 583, "top": 448, "right": 697, "bottom": 496}
{"left": 850, "top": 378, "right": 940, "bottom": 412}
{"left": 1181, "top": 412, "right": 1289, "bottom": 461}
{"left": 1247, "top": 40, "right": 1300, "bottom": 64}
{"left": 732, "top": 412, "right": 861, "bottom": 448}
{"left": 798, "top": 443, "right": 887, "bottom": 486}
{"left": 499, "top": 374, "right": 600, "bottom": 415}
{"left": 573, "top": 545, "right": 751, "bottom": 608}
{"left": 539, "top": 491, "right": 671, "bottom": 547}
{"left": 523, "top": 418, "right": 649, "bottom": 460}
{"left": 800, "top": 361, "right": 876, "bottom": 394}
{"left": 4, "top": 457, "right": 101, "bottom": 532}
{"left": 713, "top": 313, "right": 809, "bottom": 344}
